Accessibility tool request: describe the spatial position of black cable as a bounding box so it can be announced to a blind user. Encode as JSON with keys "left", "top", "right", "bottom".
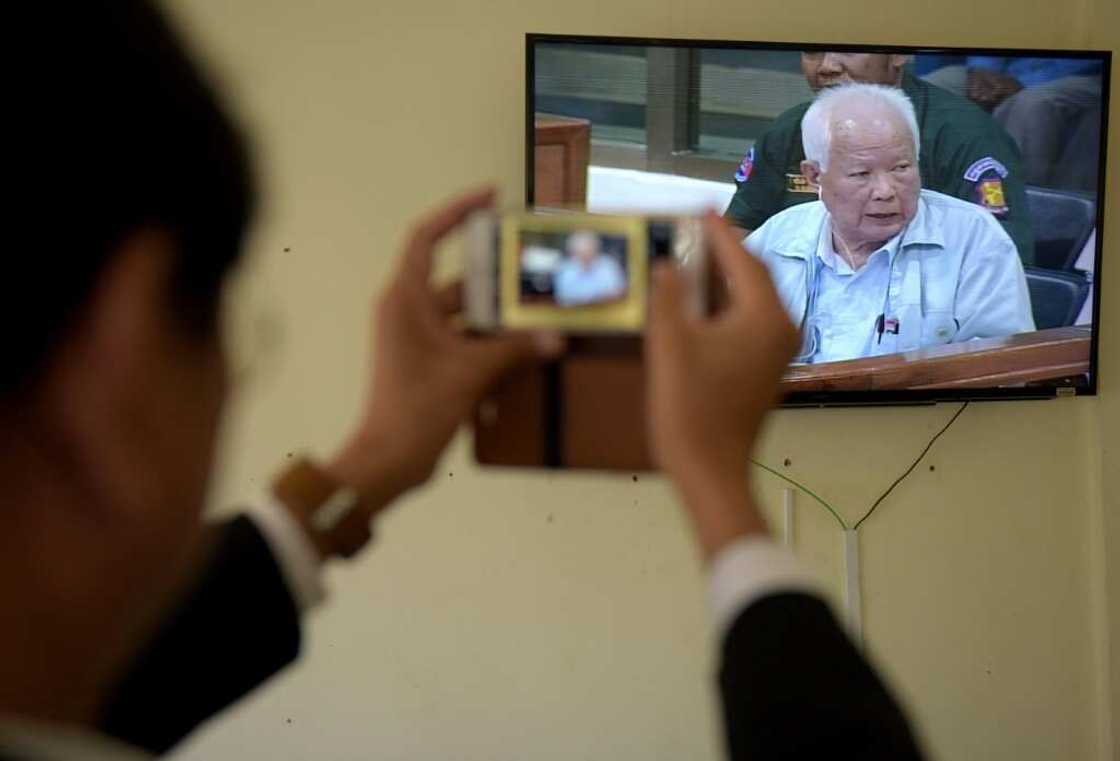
{"left": 852, "top": 402, "right": 970, "bottom": 531}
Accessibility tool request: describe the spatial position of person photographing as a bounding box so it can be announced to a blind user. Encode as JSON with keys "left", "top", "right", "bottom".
{"left": 2, "top": 2, "right": 925, "bottom": 759}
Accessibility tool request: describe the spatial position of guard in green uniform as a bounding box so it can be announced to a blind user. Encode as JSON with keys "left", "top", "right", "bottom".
{"left": 725, "top": 66, "right": 1036, "bottom": 266}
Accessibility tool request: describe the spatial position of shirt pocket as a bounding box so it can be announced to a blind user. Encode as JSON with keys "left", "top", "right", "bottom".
{"left": 921, "top": 310, "right": 959, "bottom": 346}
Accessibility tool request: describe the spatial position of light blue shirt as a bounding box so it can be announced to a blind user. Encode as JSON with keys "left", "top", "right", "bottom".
{"left": 554, "top": 256, "right": 626, "bottom": 306}
{"left": 808, "top": 226, "right": 897, "bottom": 363}
{"left": 745, "top": 189, "right": 1036, "bottom": 364}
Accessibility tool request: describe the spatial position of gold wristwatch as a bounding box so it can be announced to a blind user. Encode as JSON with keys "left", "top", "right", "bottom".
{"left": 270, "top": 457, "right": 375, "bottom": 560}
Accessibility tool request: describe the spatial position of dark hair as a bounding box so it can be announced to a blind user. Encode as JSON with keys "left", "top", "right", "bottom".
{"left": 7, "top": 0, "right": 256, "bottom": 396}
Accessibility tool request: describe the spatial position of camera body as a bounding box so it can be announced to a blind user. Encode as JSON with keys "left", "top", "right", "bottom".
{"left": 464, "top": 209, "right": 707, "bottom": 333}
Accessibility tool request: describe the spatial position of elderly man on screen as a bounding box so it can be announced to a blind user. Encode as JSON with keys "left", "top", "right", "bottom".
{"left": 744, "top": 83, "right": 1035, "bottom": 365}
{"left": 724, "top": 52, "right": 1036, "bottom": 266}
{"left": 553, "top": 230, "right": 627, "bottom": 306}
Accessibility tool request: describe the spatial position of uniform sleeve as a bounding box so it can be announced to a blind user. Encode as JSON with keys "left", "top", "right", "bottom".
{"left": 723, "top": 127, "right": 792, "bottom": 231}
{"left": 942, "top": 138, "right": 1037, "bottom": 267}
{"left": 954, "top": 219, "right": 1036, "bottom": 340}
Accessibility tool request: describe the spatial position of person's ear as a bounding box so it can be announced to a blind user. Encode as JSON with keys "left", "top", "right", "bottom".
{"left": 71, "top": 229, "right": 177, "bottom": 391}
{"left": 26, "top": 228, "right": 181, "bottom": 524}
{"left": 800, "top": 160, "right": 823, "bottom": 190}
{"left": 43, "top": 229, "right": 178, "bottom": 458}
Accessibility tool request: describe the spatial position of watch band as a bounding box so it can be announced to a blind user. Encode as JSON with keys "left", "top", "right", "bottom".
{"left": 271, "top": 457, "right": 374, "bottom": 560}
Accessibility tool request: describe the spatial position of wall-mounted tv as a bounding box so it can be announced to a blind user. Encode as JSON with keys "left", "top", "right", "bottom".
{"left": 526, "top": 35, "right": 1110, "bottom": 404}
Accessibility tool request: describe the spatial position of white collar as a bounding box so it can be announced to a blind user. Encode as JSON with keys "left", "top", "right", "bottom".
{"left": 776, "top": 191, "right": 946, "bottom": 262}
{"left": 815, "top": 218, "right": 898, "bottom": 275}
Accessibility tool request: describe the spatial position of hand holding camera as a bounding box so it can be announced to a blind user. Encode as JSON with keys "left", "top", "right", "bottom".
{"left": 645, "top": 212, "right": 801, "bottom": 557}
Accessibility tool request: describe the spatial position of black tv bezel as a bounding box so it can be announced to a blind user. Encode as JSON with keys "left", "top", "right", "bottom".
{"left": 525, "top": 33, "right": 1110, "bottom": 406}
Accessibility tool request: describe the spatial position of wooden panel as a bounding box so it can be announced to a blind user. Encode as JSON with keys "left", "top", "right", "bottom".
{"left": 781, "top": 327, "right": 1091, "bottom": 392}
{"left": 473, "top": 114, "right": 594, "bottom": 469}
{"left": 473, "top": 367, "right": 547, "bottom": 467}
{"left": 534, "top": 145, "right": 567, "bottom": 206}
{"left": 533, "top": 115, "right": 590, "bottom": 207}
{"left": 562, "top": 355, "right": 651, "bottom": 470}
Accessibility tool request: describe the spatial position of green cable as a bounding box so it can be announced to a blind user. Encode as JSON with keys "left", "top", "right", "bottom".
{"left": 749, "top": 458, "right": 848, "bottom": 531}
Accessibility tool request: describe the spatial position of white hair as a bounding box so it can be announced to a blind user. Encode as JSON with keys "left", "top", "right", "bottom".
{"left": 801, "top": 83, "right": 920, "bottom": 173}
{"left": 566, "top": 230, "right": 600, "bottom": 254}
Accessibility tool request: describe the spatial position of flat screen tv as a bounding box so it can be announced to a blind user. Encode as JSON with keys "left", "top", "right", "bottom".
{"left": 526, "top": 35, "right": 1110, "bottom": 404}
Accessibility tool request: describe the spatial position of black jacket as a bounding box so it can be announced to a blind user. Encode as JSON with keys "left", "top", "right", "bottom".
{"left": 99, "top": 517, "right": 924, "bottom": 759}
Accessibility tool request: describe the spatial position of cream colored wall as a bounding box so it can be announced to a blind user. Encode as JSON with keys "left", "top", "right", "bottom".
{"left": 161, "top": 1, "right": 1117, "bottom": 759}
{"left": 1088, "top": 0, "right": 1120, "bottom": 757}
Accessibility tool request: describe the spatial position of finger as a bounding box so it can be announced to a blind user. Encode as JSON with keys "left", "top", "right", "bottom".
{"left": 463, "top": 331, "right": 565, "bottom": 391}
{"left": 702, "top": 211, "right": 782, "bottom": 313}
{"left": 400, "top": 187, "right": 496, "bottom": 290}
{"left": 647, "top": 261, "right": 689, "bottom": 348}
{"left": 434, "top": 280, "right": 463, "bottom": 316}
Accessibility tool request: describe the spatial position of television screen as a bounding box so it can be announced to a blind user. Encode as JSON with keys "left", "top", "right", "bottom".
{"left": 527, "top": 35, "right": 1110, "bottom": 403}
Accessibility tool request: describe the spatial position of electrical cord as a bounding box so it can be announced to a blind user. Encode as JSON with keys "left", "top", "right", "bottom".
{"left": 749, "top": 458, "right": 848, "bottom": 530}
{"left": 851, "top": 401, "right": 970, "bottom": 530}
{"left": 751, "top": 402, "right": 970, "bottom": 640}
{"left": 750, "top": 401, "right": 971, "bottom": 533}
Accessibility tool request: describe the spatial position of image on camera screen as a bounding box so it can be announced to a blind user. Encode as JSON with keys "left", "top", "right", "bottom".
{"left": 518, "top": 229, "right": 629, "bottom": 307}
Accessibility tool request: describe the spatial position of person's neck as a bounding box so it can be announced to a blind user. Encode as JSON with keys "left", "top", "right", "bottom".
{"left": 831, "top": 231, "right": 885, "bottom": 271}
{"left": 0, "top": 427, "right": 159, "bottom": 728}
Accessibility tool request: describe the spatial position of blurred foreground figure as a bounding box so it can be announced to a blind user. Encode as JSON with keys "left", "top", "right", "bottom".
{"left": 1, "top": 3, "right": 923, "bottom": 760}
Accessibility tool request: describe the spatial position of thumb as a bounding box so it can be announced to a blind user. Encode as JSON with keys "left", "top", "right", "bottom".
{"left": 465, "top": 330, "right": 565, "bottom": 389}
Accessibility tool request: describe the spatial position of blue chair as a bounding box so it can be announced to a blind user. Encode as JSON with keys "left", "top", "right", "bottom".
{"left": 1024, "top": 266, "right": 1091, "bottom": 329}
{"left": 1025, "top": 186, "right": 1096, "bottom": 270}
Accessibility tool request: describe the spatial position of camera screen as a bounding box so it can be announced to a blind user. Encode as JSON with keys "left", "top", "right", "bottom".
{"left": 518, "top": 229, "right": 630, "bottom": 308}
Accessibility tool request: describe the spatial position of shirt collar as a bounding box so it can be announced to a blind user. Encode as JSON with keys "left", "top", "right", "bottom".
{"left": 898, "top": 191, "right": 945, "bottom": 249}
{"left": 815, "top": 218, "right": 900, "bottom": 274}
{"left": 778, "top": 191, "right": 944, "bottom": 262}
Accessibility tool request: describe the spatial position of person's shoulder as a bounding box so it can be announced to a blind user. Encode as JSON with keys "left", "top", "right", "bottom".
{"left": 603, "top": 256, "right": 625, "bottom": 275}
{"left": 754, "top": 101, "right": 811, "bottom": 148}
{"left": 920, "top": 188, "right": 992, "bottom": 221}
{"left": 910, "top": 74, "right": 1016, "bottom": 144}
{"left": 772, "top": 100, "right": 811, "bottom": 128}
{"left": 920, "top": 187, "right": 981, "bottom": 211}
{"left": 909, "top": 74, "right": 991, "bottom": 127}
{"left": 919, "top": 190, "right": 1014, "bottom": 245}
{"left": 771, "top": 101, "right": 811, "bottom": 134}
{"left": 750, "top": 199, "right": 824, "bottom": 251}
{"left": 763, "top": 198, "right": 824, "bottom": 227}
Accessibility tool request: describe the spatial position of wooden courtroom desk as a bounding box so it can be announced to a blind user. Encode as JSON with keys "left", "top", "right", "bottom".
{"left": 782, "top": 326, "right": 1092, "bottom": 392}
{"left": 475, "top": 327, "right": 1092, "bottom": 471}
{"left": 533, "top": 115, "right": 590, "bottom": 207}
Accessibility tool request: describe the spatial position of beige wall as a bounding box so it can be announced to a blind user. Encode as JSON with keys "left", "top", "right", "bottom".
{"left": 162, "top": 1, "right": 1118, "bottom": 759}
{"left": 1089, "top": 0, "right": 1120, "bottom": 756}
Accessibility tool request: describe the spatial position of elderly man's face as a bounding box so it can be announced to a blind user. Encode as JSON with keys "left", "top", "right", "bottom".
{"left": 569, "top": 233, "right": 602, "bottom": 267}
{"left": 811, "top": 115, "right": 920, "bottom": 246}
{"left": 800, "top": 53, "right": 905, "bottom": 92}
